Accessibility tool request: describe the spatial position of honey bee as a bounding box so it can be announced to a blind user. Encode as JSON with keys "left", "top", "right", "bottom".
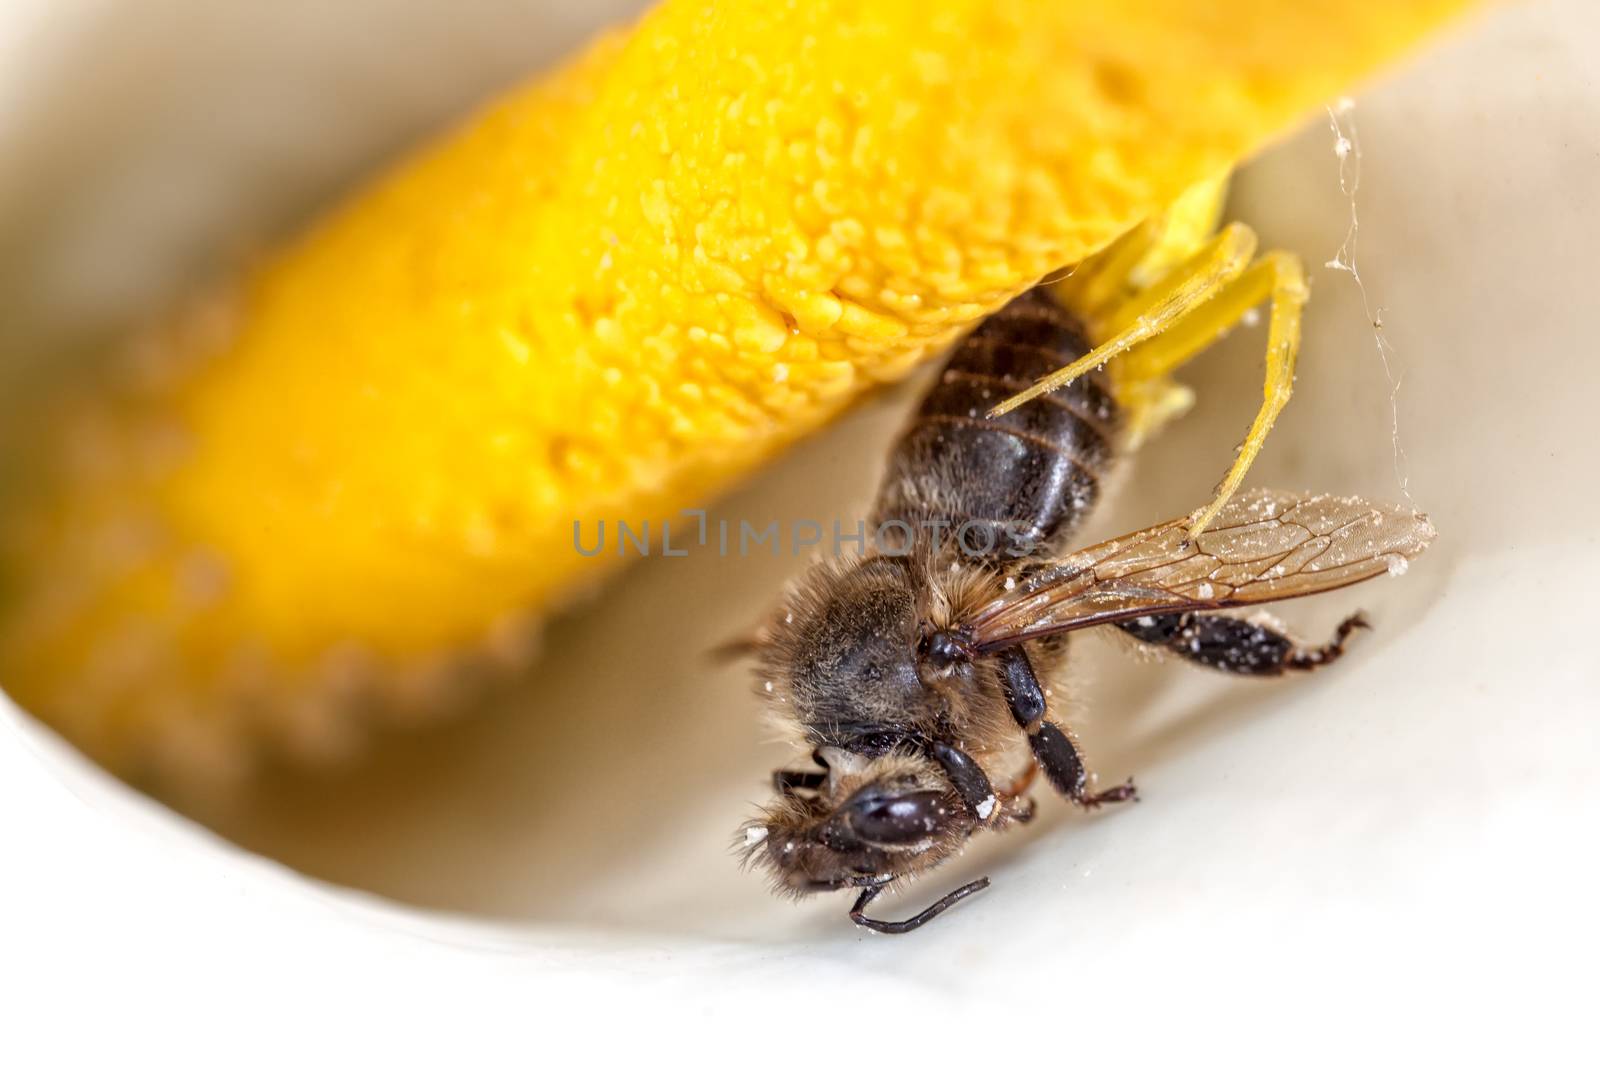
{"left": 737, "top": 287, "right": 1435, "bottom": 933}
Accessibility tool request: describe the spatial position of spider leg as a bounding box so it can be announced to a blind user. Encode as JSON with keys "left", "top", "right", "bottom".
{"left": 988, "top": 222, "right": 1258, "bottom": 419}
{"left": 1116, "top": 247, "right": 1309, "bottom": 536}
{"left": 992, "top": 222, "right": 1310, "bottom": 538}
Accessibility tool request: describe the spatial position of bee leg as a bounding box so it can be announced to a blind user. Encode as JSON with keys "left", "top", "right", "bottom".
{"left": 842, "top": 732, "right": 999, "bottom": 821}
{"left": 1004, "top": 796, "right": 1038, "bottom": 824}
{"left": 996, "top": 645, "right": 1050, "bottom": 728}
{"left": 997, "top": 646, "right": 1137, "bottom": 808}
{"left": 1118, "top": 610, "right": 1370, "bottom": 677}
{"left": 1032, "top": 721, "right": 1139, "bottom": 808}
{"left": 924, "top": 739, "right": 1001, "bottom": 823}
{"left": 771, "top": 746, "right": 833, "bottom": 793}
{"left": 771, "top": 769, "right": 828, "bottom": 793}
{"left": 848, "top": 877, "right": 991, "bottom": 935}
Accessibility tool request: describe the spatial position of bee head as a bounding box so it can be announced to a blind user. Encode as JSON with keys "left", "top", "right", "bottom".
{"left": 737, "top": 747, "right": 976, "bottom": 897}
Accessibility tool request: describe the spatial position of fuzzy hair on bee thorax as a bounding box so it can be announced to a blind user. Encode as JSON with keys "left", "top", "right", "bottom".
{"left": 753, "top": 546, "right": 1029, "bottom": 759}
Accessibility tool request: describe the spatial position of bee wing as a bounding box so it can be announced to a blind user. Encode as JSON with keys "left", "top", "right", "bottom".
{"left": 963, "top": 489, "right": 1436, "bottom": 652}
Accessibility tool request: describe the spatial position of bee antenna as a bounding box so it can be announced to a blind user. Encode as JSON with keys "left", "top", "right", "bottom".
{"left": 848, "top": 877, "right": 992, "bottom": 934}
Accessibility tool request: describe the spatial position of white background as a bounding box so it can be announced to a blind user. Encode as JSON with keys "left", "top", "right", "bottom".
{"left": 2, "top": 0, "right": 1597, "bottom": 1059}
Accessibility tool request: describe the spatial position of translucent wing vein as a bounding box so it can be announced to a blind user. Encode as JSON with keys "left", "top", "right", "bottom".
{"left": 964, "top": 489, "right": 1436, "bottom": 651}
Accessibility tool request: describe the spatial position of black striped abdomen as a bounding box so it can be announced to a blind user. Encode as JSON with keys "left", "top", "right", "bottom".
{"left": 872, "top": 288, "right": 1120, "bottom": 559}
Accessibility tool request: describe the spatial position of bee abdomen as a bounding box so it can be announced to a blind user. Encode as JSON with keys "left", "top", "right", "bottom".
{"left": 873, "top": 288, "right": 1120, "bottom": 558}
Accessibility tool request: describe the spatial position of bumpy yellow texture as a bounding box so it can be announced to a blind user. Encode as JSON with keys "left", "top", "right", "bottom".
{"left": 1, "top": 0, "right": 1474, "bottom": 768}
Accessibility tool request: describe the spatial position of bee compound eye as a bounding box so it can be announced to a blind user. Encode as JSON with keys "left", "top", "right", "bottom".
{"left": 845, "top": 789, "right": 950, "bottom": 845}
